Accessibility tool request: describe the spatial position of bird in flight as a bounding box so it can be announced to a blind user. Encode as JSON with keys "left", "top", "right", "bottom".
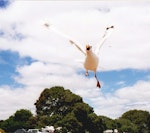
{"left": 44, "top": 23, "right": 114, "bottom": 88}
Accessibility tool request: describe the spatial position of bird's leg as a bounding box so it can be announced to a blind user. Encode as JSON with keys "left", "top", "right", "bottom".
{"left": 95, "top": 72, "right": 101, "bottom": 88}
{"left": 85, "top": 70, "right": 89, "bottom": 76}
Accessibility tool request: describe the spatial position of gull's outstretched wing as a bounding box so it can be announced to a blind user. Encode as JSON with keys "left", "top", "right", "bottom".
{"left": 95, "top": 26, "right": 114, "bottom": 55}
{"left": 44, "top": 23, "right": 86, "bottom": 56}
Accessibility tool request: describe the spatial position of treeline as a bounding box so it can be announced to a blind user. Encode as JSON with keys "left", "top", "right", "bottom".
{"left": 0, "top": 86, "right": 150, "bottom": 133}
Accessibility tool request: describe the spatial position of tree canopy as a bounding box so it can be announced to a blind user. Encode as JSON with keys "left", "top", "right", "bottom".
{"left": 0, "top": 86, "right": 150, "bottom": 133}
{"left": 0, "top": 109, "right": 33, "bottom": 132}
{"left": 35, "top": 86, "right": 83, "bottom": 116}
{"left": 34, "top": 86, "right": 105, "bottom": 132}
{"left": 120, "top": 109, "right": 150, "bottom": 133}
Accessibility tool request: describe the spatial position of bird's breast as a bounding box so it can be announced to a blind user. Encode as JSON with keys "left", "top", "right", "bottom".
{"left": 84, "top": 53, "right": 99, "bottom": 72}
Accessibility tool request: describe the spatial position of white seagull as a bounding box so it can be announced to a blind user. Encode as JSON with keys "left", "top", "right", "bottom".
{"left": 44, "top": 23, "right": 114, "bottom": 88}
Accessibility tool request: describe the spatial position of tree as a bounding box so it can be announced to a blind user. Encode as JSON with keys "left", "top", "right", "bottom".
{"left": 35, "top": 86, "right": 83, "bottom": 116}
{"left": 14, "top": 109, "right": 33, "bottom": 122}
{"left": 99, "top": 115, "right": 116, "bottom": 130}
{"left": 121, "top": 109, "right": 150, "bottom": 133}
{"left": 60, "top": 113, "right": 83, "bottom": 133}
{"left": 0, "top": 109, "right": 33, "bottom": 132}
{"left": 115, "top": 118, "right": 137, "bottom": 132}
{"left": 87, "top": 114, "right": 106, "bottom": 133}
{"left": 34, "top": 86, "right": 106, "bottom": 132}
{"left": 73, "top": 103, "right": 93, "bottom": 123}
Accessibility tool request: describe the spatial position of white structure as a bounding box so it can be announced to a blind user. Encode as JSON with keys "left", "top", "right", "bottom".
{"left": 28, "top": 129, "right": 41, "bottom": 133}
{"left": 114, "top": 129, "right": 118, "bottom": 133}
{"left": 103, "top": 129, "right": 113, "bottom": 133}
{"left": 42, "top": 126, "right": 55, "bottom": 133}
{"left": 104, "top": 129, "right": 118, "bottom": 133}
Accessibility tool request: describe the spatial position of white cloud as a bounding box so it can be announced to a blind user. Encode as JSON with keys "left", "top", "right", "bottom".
{"left": 0, "top": 1, "right": 150, "bottom": 70}
{"left": 0, "top": 1, "right": 150, "bottom": 119}
{"left": 92, "top": 80, "right": 150, "bottom": 118}
{"left": 0, "top": 85, "right": 37, "bottom": 119}
{"left": 0, "top": 61, "right": 99, "bottom": 119}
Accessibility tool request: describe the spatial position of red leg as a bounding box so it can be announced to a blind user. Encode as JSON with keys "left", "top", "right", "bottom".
{"left": 97, "top": 80, "right": 101, "bottom": 88}
{"left": 85, "top": 70, "right": 89, "bottom": 76}
{"left": 95, "top": 73, "right": 101, "bottom": 88}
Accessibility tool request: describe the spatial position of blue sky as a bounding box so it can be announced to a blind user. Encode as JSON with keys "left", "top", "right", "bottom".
{"left": 1, "top": 50, "right": 149, "bottom": 90}
{"left": 0, "top": 50, "right": 35, "bottom": 87}
{"left": 0, "top": 0, "right": 9, "bottom": 8}
{"left": 0, "top": 1, "right": 150, "bottom": 119}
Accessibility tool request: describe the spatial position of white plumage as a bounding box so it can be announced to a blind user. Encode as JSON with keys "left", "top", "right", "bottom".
{"left": 84, "top": 45, "right": 99, "bottom": 73}
{"left": 44, "top": 23, "right": 114, "bottom": 88}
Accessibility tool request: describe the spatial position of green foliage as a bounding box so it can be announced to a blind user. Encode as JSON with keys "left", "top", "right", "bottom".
{"left": 97, "top": 110, "right": 150, "bottom": 133}
{"left": 0, "top": 109, "right": 33, "bottom": 132}
{"left": 87, "top": 114, "right": 106, "bottom": 133}
{"left": 14, "top": 109, "right": 33, "bottom": 121}
{"left": 35, "top": 86, "right": 83, "bottom": 116}
{"left": 73, "top": 102, "right": 93, "bottom": 122}
{"left": 119, "top": 109, "right": 150, "bottom": 133}
{"left": 34, "top": 86, "right": 105, "bottom": 132}
{"left": 28, "top": 116, "right": 39, "bottom": 129}
{"left": 1, "top": 86, "right": 150, "bottom": 133}
{"left": 60, "top": 113, "right": 83, "bottom": 133}
{"left": 115, "top": 118, "right": 137, "bottom": 132}
{"left": 99, "top": 115, "right": 116, "bottom": 129}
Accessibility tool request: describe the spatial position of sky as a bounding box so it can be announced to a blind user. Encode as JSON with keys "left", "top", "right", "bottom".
{"left": 0, "top": 0, "right": 150, "bottom": 120}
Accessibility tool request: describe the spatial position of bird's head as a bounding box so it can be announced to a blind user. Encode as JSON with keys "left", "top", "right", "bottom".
{"left": 86, "top": 44, "right": 92, "bottom": 51}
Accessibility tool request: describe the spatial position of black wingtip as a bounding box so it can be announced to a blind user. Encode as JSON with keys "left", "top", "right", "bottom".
{"left": 111, "top": 25, "right": 114, "bottom": 28}
{"left": 44, "top": 23, "right": 49, "bottom": 27}
{"left": 106, "top": 25, "right": 114, "bottom": 30}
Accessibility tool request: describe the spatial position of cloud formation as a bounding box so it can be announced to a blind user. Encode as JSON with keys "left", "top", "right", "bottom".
{"left": 0, "top": 1, "right": 150, "bottom": 119}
